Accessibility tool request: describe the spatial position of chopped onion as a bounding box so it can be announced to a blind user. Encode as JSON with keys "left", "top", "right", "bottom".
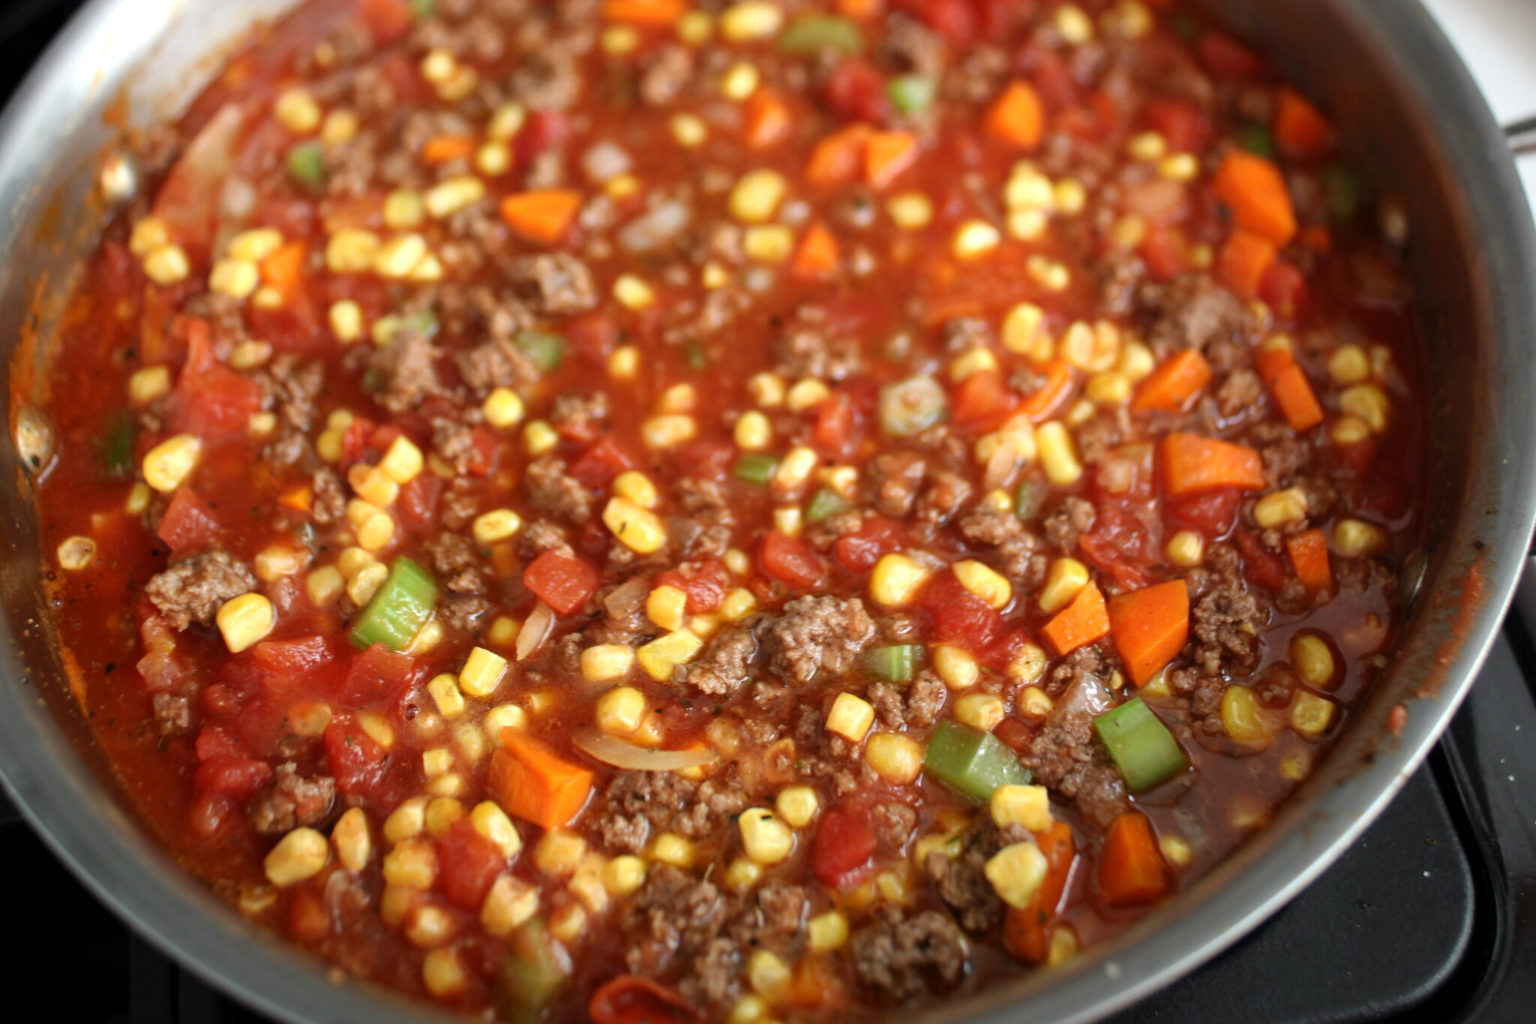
{"left": 516, "top": 602, "right": 555, "bottom": 661}
{"left": 220, "top": 176, "right": 256, "bottom": 220}
{"left": 573, "top": 731, "right": 718, "bottom": 772}
{"left": 603, "top": 576, "right": 649, "bottom": 618}
{"left": 618, "top": 199, "right": 690, "bottom": 253}
{"left": 581, "top": 140, "right": 632, "bottom": 184}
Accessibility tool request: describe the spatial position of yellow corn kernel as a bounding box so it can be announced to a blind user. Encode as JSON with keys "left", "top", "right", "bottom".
{"left": 1253, "top": 488, "right": 1308, "bottom": 529}
{"left": 1118, "top": 339, "right": 1155, "bottom": 380}
{"left": 720, "top": 1, "right": 784, "bottom": 42}
{"left": 991, "top": 784, "right": 1052, "bottom": 833}
{"left": 123, "top": 482, "right": 152, "bottom": 517}
{"left": 374, "top": 436, "right": 422, "bottom": 486}
{"left": 1340, "top": 384, "right": 1390, "bottom": 433}
{"left": 770, "top": 506, "right": 800, "bottom": 539}
{"left": 596, "top": 686, "right": 647, "bottom": 736}
{"left": 305, "top": 564, "right": 344, "bottom": 605}
{"left": 484, "top": 703, "right": 529, "bottom": 741}
{"left": 644, "top": 831, "right": 692, "bottom": 868}
{"left": 864, "top": 733, "right": 924, "bottom": 784}
{"left": 642, "top": 414, "right": 697, "bottom": 449}
{"left": 771, "top": 446, "right": 816, "bottom": 493}
{"left": 347, "top": 560, "right": 388, "bottom": 606}
{"left": 949, "top": 347, "right": 1000, "bottom": 382}
{"left": 637, "top": 629, "right": 703, "bottom": 681}
{"left": 1053, "top": 177, "right": 1088, "bottom": 215}
{"left": 612, "top": 273, "right": 656, "bottom": 310}
{"left": 337, "top": 546, "right": 377, "bottom": 581}
{"left": 129, "top": 216, "right": 170, "bottom": 256}
{"left": 55, "top": 536, "right": 95, "bottom": 571}
{"left": 1221, "top": 685, "right": 1269, "bottom": 745}
{"left": 1157, "top": 153, "right": 1200, "bottom": 181}
{"left": 785, "top": 378, "right": 831, "bottom": 412}
{"left": 807, "top": 910, "right": 849, "bottom": 952}
{"left": 747, "top": 950, "right": 791, "bottom": 999}
{"left": 953, "top": 218, "right": 1001, "bottom": 259}
{"left": 422, "top": 748, "right": 454, "bottom": 779}
{"left": 952, "top": 559, "right": 1011, "bottom": 611}
{"left": 383, "top": 797, "right": 425, "bottom": 841}
{"left": 1007, "top": 207, "right": 1048, "bottom": 242}
{"left": 1006, "top": 647, "right": 1048, "bottom": 690}
{"left": 383, "top": 841, "right": 440, "bottom": 895}
{"left": 887, "top": 191, "right": 934, "bottom": 229}
{"left": 420, "top": 946, "right": 467, "bottom": 997}
{"left": 870, "top": 553, "right": 931, "bottom": 607}
{"left": 379, "top": 190, "right": 424, "bottom": 232}
{"left": 738, "top": 808, "right": 794, "bottom": 865}
{"left": 1027, "top": 254, "right": 1072, "bottom": 292}
{"left": 603, "top": 497, "right": 668, "bottom": 555}
{"left": 1062, "top": 321, "right": 1121, "bottom": 373}
{"left": 743, "top": 224, "right": 794, "bottom": 263}
{"left": 348, "top": 463, "right": 399, "bottom": 507}
{"left": 480, "top": 876, "right": 539, "bottom": 937}
{"left": 480, "top": 618, "right": 517, "bottom": 651}
{"left": 1001, "top": 302, "right": 1048, "bottom": 358}
{"left": 264, "top": 827, "right": 329, "bottom": 886}
{"left": 486, "top": 99, "right": 527, "bottom": 140}
{"left": 955, "top": 692, "right": 1006, "bottom": 733}
{"left": 1018, "top": 685, "right": 1054, "bottom": 719}
{"left": 577, "top": 642, "right": 632, "bottom": 682}
{"left": 645, "top": 585, "right": 687, "bottom": 633}
{"left": 775, "top": 786, "right": 819, "bottom": 829}
{"left": 1165, "top": 530, "right": 1204, "bottom": 567}
{"left": 324, "top": 299, "right": 364, "bottom": 343}
{"left": 1005, "top": 162, "right": 1055, "bottom": 211}
{"left": 274, "top": 87, "right": 321, "bottom": 133}
{"left": 372, "top": 233, "right": 426, "bottom": 279}
{"left": 254, "top": 543, "right": 307, "bottom": 583}
{"left": 459, "top": 646, "right": 508, "bottom": 699}
{"left": 605, "top": 473, "right": 655, "bottom": 514}
{"left": 721, "top": 858, "right": 763, "bottom": 894}
{"left": 1327, "top": 344, "right": 1371, "bottom": 385}
{"left": 250, "top": 411, "right": 280, "bottom": 439}
{"left": 1036, "top": 421, "right": 1083, "bottom": 486}
{"left": 479, "top": 387, "right": 526, "bottom": 430}
{"left": 466, "top": 800, "right": 521, "bottom": 860}
{"left": 1039, "top": 557, "right": 1090, "bottom": 614}
{"left": 518, "top": 420, "right": 556, "bottom": 457}
{"left": 986, "top": 841, "right": 1049, "bottom": 909}
{"left": 474, "top": 141, "right": 512, "bottom": 177}
{"left": 545, "top": 901, "right": 586, "bottom": 944}
{"left": 216, "top": 593, "right": 274, "bottom": 653}
{"left": 603, "top": 855, "right": 647, "bottom": 897}
{"left": 422, "top": 798, "right": 464, "bottom": 841}
{"left": 423, "top": 675, "right": 464, "bottom": 721}
{"left": 207, "top": 257, "right": 259, "bottom": 299}
{"left": 229, "top": 339, "right": 273, "bottom": 371}
{"left": 933, "top": 645, "right": 980, "bottom": 690}
{"left": 533, "top": 830, "right": 586, "bottom": 877}
{"left": 329, "top": 807, "right": 371, "bottom": 874}
{"left": 1126, "top": 130, "right": 1167, "bottom": 163}
{"left": 141, "top": 243, "right": 191, "bottom": 285}
{"left": 347, "top": 498, "right": 396, "bottom": 550}
{"left": 1086, "top": 371, "right": 1131, "bottom": 406}
{"left": 128, "top": 365, "right": 172, "bottom": 406}
{"left": 729, "top": 169, "right": 788, "bottom": 223}
{"left": 1331, "top": 415, "right": 1372, "bottom": 446}
{"left": 1281, "top": 750, "right": 1312, "bottom": 781}
{"left": 669, "top": 112, "right": 708, "bottom": 148}
{"left": 1291, "top": 691, "right": 1335, "bottom": 737}
{"left": 326, "top": 228, "right": 380, "bottom": 273}
{"left": 718, "top": 60, "right": 760, "bottom": 100}
{"left": 720, "top": 588, "right": 756, "bottom": 623}
{"left": 1291, "top": 633, "right": 1337, "bottom": 688}
{"left": 142, "top": 434, "right": 202, "bottom": 493}
{"left": 471, "top": 508, "right": 520, "bottom": 546}
{"left": 826, "top": 692, "right": 875, "bottom": 743}
{"left": 1333, "top": 518, "right": 1387, "bottom": 557}
{"left": 424, "top": 176, "right": 485, "bottom": 220}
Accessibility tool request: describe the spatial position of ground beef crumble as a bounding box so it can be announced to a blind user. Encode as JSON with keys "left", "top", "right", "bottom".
{"left": 145, "top": 552, "right": 256, "bottom": 631}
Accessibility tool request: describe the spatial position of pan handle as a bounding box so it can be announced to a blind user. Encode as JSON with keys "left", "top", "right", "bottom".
{"left": 1506, "top": 116, "right": 1536, "bottom": 157}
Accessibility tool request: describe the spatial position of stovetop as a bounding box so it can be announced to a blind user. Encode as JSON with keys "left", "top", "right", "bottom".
{"left": 3, "top": 1, "right": 1534, "bottom": 1021}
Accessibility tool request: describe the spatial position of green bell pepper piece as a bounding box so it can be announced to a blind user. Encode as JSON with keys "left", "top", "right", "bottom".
{"left": 865, "top": 644, "right": 919, "bottom": 684}
{"left": 805, "top": 487, "right": 851, "bottom": 523}
{"left": 778, "top": 14, "right": 864, "bottom": 56}
{"left": 925, "top": 719, "right": 1032, "bottom": 802}
{"left": 1093, "top": 697, "right": 1187, "bottom": 793}
{"left": 514, "top": 330, "right": 566, "bottom": 374}
{"left": 495, "top": 919, "right": 571, "bottom": 1024}
{"left": 733, "top": 453, "right": 778, "bottom": 485}
{"left": 286, "top": 141, "right": 325, "bottom": 190}
{"left": 349, "top": 557, "right": 438, "bottom": 652}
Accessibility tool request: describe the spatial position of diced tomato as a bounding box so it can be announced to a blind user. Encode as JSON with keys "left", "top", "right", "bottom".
{"left": 951, "top": 370, "right": 1018, "bottom": 433}
{"left": 674, "top": 439, "right": 736, "bottom": 482}
{"left": 194, "top": 725, "right": 245, "bottom": 763}
{"left": 759, "top": 531, "right": 824, "bottom": 589}
{"left": 324, "top": 717, "right": 389, "bottom": 797}
{"left": 92, "top": 241, "right": 140, "bottom": 297}
{"left": 157, "top": 487, "right": 219, "bottom": 554}
{"left": 287, "top": 888, "right": 329, "bottom": 945}
{"left": 341, "top": 644, "right": 421, "bottom": 708}
{"left": 1163, "top": 487, "right": 1243, "bottom": 537}
{"left": 356, "top": 0, "right": 414, "bottom": 45}
{"left": 834, "top": 517, "right": 904, "bottom": 573}
{"left": 1078, "top": 508, "right": 1156, "bottom": 589}
{"left": 1234, "top": 531, "right": 1289, "bottom": 590}
{"left": 163, "top": 319, "right": 263, "bottom": 439}
{"left": 524, "top": 550, "right": 602, "bottom": 615}
{"left": 1139, "top": 223, "right": 1190, "bottom": 281}
{"left": 193, "top": 757, "right": 272, "bottom": 799}
{"left": 569, "top": 436, "right": 637, "bottom": 486}
{"left": 917, "top": 571, "right": 1002, "bottom": 649}
{"left": 589, "top": 977, "right": 702, "bottom": 1024}
{"left": 396, "top": 472, "right": 443, "bottom": 533}
{"left": 1026, "top": 47, "right": 1078, "bottom": 112}
{"left": 438, "top": 818, "right": 507, "bottom": 911}
{"left": 812, "top": 391, "right": 861, "bottom": 458}
{"left": 1259, "top": 260, "right": 1309, "bottom": 321}
{"left": 894, "top": 0, "right": 978, "bottom": 46}
{"left": 1197, "top": 30, "right": 1265, "bottom": 78}
{"left": 823, "top": 58, "right": 891, "bottom": 124}
{"left": 1142, "top": 96, "right": 1212, "bottom": 154}
{"left": 566, "top": 312, "right": 620, "bottom": 363}
{"left": 811, "top": 808, "right": 877, "bottom": 891}
{"left": 339, "top": 419, "right": 376, "bottom": 468}
{"left": 654, "top": 561, "right": 731, "bottom": 614}
{"left": 515, "top": 110, "right": 570, "bottom": 163}
{"left": 250, "top": 635, "right": 344, "bottom": 696}
{"left": 993, "top": 717, "right": 1035, "bottom": 752}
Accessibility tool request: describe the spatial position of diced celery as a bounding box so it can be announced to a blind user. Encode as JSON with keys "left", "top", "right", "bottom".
{"left": 866, "top": 644, "right": 919, "bottom": 683}
{"left": 805, "top": 487, "right": 850, "bottom": 523}
{"left": 1015, "top": 478, "right": 1048, "bottom": 520}
{"left": 888, "top": 74, "right": 936, "bottom": 115}
{"left": 1322, "top": 163, "right": 1362, "bottom": 223}
{"left": 1234, "top": 122, "right": 1274, "bottom": 158}
{"left": 495, "top": 919, "right": 570, "bottom": 1024}
{"left": 734, "top": 453, "right": 778, "bottom": 485}
{"left": 286, "top": 141, "right": 325, "bottom": 190}
{"left": 349, "top": 557, "right": 438, "bottom": 652}
{"left": 924, "top": 719, "right": 1032, "bottom": 802}
{"left": 514, "top": 331, "right": 566, "bottom": 374}
{"left": 777, "top": 14, "right": 865, "bottom": 56}
{"left": 410, "top": 0, "right": 436, "bottom": 17}
{"left": 100, "top": 410, "right": 135, "bottom": 478}
{"left": 1093, "top": 697, "right": 1187, "bottom": 793}
{"left": 879, "top": 375, "right": 947, "bottom": 438}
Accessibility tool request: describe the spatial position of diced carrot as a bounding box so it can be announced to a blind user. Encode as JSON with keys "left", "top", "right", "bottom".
{"left": 837, "top": 0, "right": 883, "bottom": 18}
{"left": 1098, "top": 811, "right": 1170, "bottom": 907}
{"left": 277, "top": 484, "right": 313, "bottom": 512}
{"left": 259, "top": 241, "right": 308, "bottom": 294}
{"left": 744, "top": 89, "right": 793, "bottom": 149}
{"left": 1216, "top": 229, "right": 1278, "bottom": 300}
{"left": 489, "top": 730, "right": 595, "bottom": 831}
{"left": 791, "top": 222, "right": 840, "bottom": 280}
{"left": 1298, "top": 226, "right": 1333, "bottom": 252}
{"left": 1274, "top": 87, "right": 1335, "bottom": 161}
{"left": 984, "top": 80, "right": 1044, "bottom": 151}
{"left": 356, "top": 0, "right": 413, "bottom": 45}
{"left": 1161, "top": 431, "right": 1266, "bottom": 496}
{"left": 864, "top": 130, "right": 918, "bottom": 188}
{"left": 1212, "top": 151, "right": 1297, "bottom": 246}
{"left": 1041, "top": 581, "right": 1110, "bottom": 658}
{"left": 421, "top": 135, "right": 475, "bottom": 165}
{"left": 807, "top": 124, "right": 872, "bottom": 188}
{"left": 1002, "top": 821, "right": 1076, "bottom": 964}
{"left": 523, "top": 550, "right": 601, "bottom": 615}
{"left": 601, "top": 0, "right": 685, "bottom": 24}
{"left": 1287, "top": 528, "right": 1333, "bottom": 594}
{"left": 499, "top": 190, "right": 583, "bottom": 244}
{"left": 1254, "top": 347, "right": 1325, "bottom": 432}
{"left": 1107, "top": 581, "right": 1190, "bottom": 686}
{"left": 1131, "top": 348, "right": 1211, "bottom": 413}
{"left": 1018, "top": 360, "right": 1075, "bottom": 422}
{"left": 950, "top": 369, "right": 1017, "bottom": 432}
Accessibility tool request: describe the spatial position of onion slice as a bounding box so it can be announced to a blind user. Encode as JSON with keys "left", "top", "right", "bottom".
{"left": 572, "top": 730, "right": 718, "bottom": 772}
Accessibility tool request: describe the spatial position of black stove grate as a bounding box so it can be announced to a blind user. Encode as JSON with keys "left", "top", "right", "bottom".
{"left": 2, "top": 1, "right": 1534, "bottom": 1021}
